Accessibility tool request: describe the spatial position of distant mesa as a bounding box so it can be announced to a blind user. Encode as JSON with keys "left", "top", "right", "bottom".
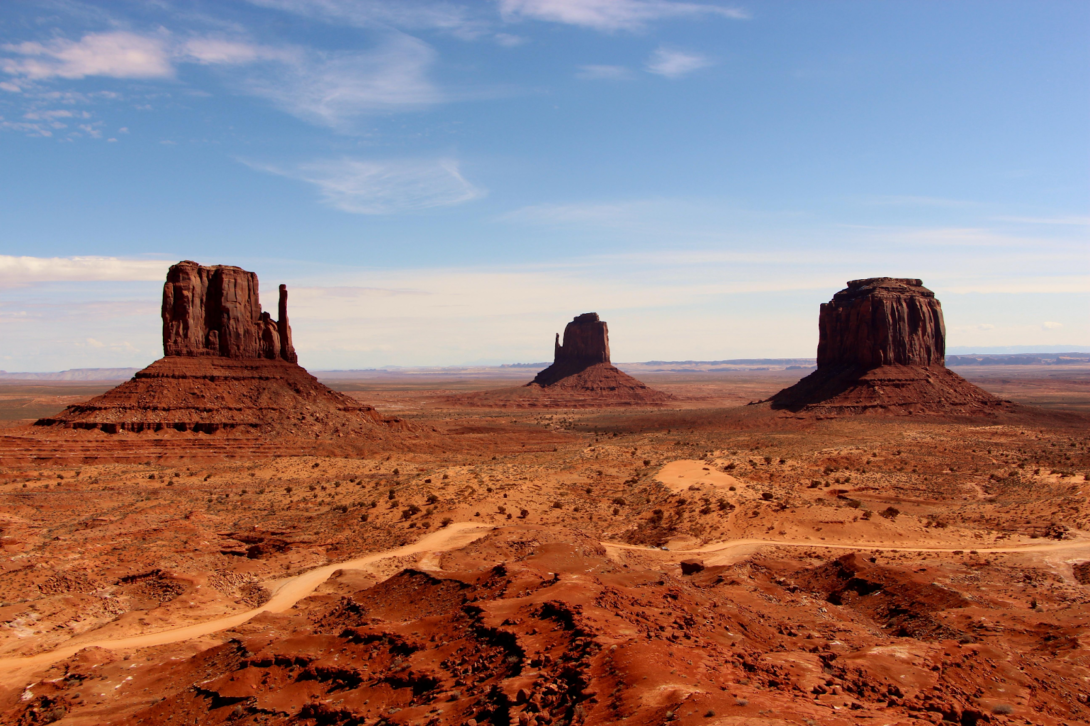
{"left": 36, "top": 261, "right": 404, "bottom": 437}
{"left": 767, "top": 278, "right": 1010, "bottom": 415}
{"left": 450, "top": 313, "right": 671, "bottom": 408}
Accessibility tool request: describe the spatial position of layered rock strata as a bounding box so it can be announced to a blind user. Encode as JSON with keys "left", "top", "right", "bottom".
{"left": 452, "top": 313, "right": 670, "bottom": 408}
{"left": 769, "top": 278, "right": 1007, "bottom": 415}
{"left": 37, "top": 262, "right": 400, "bottom": 436}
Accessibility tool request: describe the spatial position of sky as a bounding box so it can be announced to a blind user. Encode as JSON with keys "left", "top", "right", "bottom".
{"left": 1, "top": 0, "right": 1087, "bottom": 371}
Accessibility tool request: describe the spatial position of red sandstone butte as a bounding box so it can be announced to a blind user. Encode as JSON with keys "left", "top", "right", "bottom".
{"left": 768, "top": 278, "right": 1009, "bottom": 415}
{"left": 162, "top": 261, "right": 297, "bottom": 362}
{"left": 449, "top": 313, "right": 670, "bottom": 408}
{"left": 36, "top": 261, "right": 403, "bottom": 437}
{"left": 532, "top": 312, "right": 611, "bottom": 386}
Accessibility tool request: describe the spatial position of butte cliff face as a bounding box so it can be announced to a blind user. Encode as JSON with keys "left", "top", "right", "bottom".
{"left": 162, "top": 261, "right": 297, "bottom": 363}
{"left": 37, "top": 261, "right": 404, "bottom": 437}
{"left": 533, "top": 312, "right": 611, "bottom": 386}
{"left": 817, "top": 278, "right": 944, "bottom": 369}
{"left": 769, "top": 278, "right": 1007, "bottom": 415}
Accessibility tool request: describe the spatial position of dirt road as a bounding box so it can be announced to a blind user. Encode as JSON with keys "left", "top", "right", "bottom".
{"left": 4, "top": 523, "right": 1088, "bottom": 689}
{"left": 0, "top": 522, "right": 493, "bottom": 688}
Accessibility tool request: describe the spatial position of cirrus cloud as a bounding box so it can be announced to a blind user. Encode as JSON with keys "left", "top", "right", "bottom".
{"left": 247, "top": 157, "right": 485, "bottom": 214}
{"left": 646, "top": 46, "right": 712, "bottom": 77}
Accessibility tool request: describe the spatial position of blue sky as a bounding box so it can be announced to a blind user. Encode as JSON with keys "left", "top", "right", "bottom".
{"left": 1, "top": 0, "right": 1087, "bottom": 370}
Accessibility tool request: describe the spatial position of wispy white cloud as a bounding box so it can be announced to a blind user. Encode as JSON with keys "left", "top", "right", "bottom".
{"left": 237, "top": 34, "right": 443, "bottom": 127}
{"left": 494, "top": 33, "right": 529, "bottom": 47}
{"left": 576, "top": 64, "right": 632, "bottom": 80}
{"left": 1, "top": 29, "right": 442, "bottom": 132}
{"left": 646, "top": 46, "right": 712, "bottom": 77}
{"left": 1043, "top": 321, "right": 1063, "bottom": 330}
{"left": 179, "top": 37, "right": 298, "bottom": 65}
{"left": 1, "top": 32, "right": 174, "bottom": 81}
{"left": 0, "top": 255, "right": 171, "bottom": 285}
{"left": 246, "top": 157, "right": 485, "bottom": 214}
{"left": 497, "top": 0, "right": 749, "bottom": 32}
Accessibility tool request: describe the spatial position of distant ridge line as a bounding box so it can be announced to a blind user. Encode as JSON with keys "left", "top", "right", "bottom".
{"left": 3, "top": 352, "right": 1088, "bottom": 381}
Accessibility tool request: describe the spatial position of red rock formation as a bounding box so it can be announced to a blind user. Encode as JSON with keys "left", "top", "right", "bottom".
{"left": 162, "top": 261, "right": 296, "bottom": 362}
{"left": 769, "top": 278, "right": 1008, "bottom": 415}
{"left": 534, "top": 312, "right": 611, "bottom": 385}
{"left": 817, "top": 278, "right": 944, "bottom": 369}
{"left": 37, "top": 261, "right": 399, "bottom": 436}
{"left": 451, "top": 313, "right": 670, "bottom": 408}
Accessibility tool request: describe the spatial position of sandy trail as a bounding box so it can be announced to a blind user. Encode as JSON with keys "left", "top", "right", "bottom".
{"left": 5, "top": 523, "right": 1089, "bottom": 689}
{"left": 0, "top": 522, "right": 493, "bottom": 687}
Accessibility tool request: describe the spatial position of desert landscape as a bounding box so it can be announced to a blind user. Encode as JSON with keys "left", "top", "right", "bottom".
{"left": 0, "top": 267, "right": 1087, "bottom": 726}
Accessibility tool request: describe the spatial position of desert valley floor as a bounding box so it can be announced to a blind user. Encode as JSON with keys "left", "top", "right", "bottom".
{"left": 0, "top": 365, "right": 1088, "bottom": 726}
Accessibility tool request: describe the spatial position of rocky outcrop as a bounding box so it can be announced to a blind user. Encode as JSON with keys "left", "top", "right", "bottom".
{"left": 533, "top": 313, "right": 612, "bottom": 386}
{"left": 162, "top": 261, "right": 296, "bottom": 363}
{"left": 36, "top": 261, "right": 405, "bottom": 437}
{"left": 768, "top": 278, "right": 1008, "bottom": 415}
{"left": 451, "top": 313, "right": 670, "bottom": 408}
{"left": 817, "top": 278, "right": 944, "bottom": 369}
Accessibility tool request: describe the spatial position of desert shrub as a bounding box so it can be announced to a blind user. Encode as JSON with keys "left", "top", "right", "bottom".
{"left": 612, "top": 497, "right": 626, "bottom": 506}
{"left": 359, "top": 513, "right": 369, "bottom": 522}
{"left": 519, "top": 509, "right": 529, "bottom": 518}
{"left": 388, "top": 488, "right": 395, "bottom": 500}
{"left": 441, "top": 517, "right": 453, "bottom": 527}
{"left": 551, "top": 501, "right": 562, "bottom": 509}
{"left": 844, "top": 498, "right": 861, "bottom": 509}
{"left": 879, "top": 506, "right": 900, "bottom": 520}
{"left": 612, "top": 508, "right": 620, "bottom": 516}
{"left": 426, "top": 493, "right": 439, "bottom": 504}
{"left": 861, "top": 510, "right": 872, "bottom": 520}
{"left": 401, "top": 504, "right": 421, "bottom": 519}
{"left": 992, "top": 704, "right": 1013, "bottom": 715}
{"left": 761, "top": 492, "right": 774, "bottom": 501}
